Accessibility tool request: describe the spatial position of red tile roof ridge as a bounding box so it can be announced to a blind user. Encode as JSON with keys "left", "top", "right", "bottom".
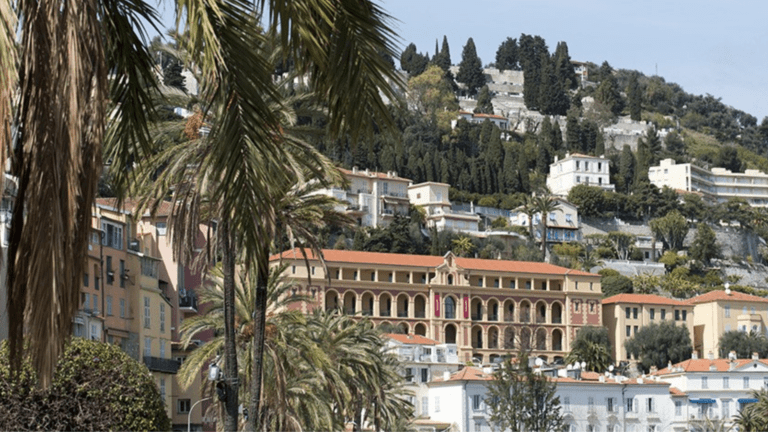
{"left": 385, "top": 333, "right": 439, "bottom": 345}
{"left": 685, "top": 289, "right": 768, "bottom": 304}
{"left": 272, "top": 248, "right": 599, "bottom": 277}
{"left": 654, "top": 358, "right": 768, "bottom": 374}
{"left": 602, "top": 293, "right": 689, "bottom": 306}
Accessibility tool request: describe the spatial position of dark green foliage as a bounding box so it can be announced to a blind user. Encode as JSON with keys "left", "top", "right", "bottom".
{"left": 718, "top": 331, "right": 768, "bottom": 359}
{"left": 0, "top": 339, "right": 170, "bottom": 431}
{"left": 456, "top": 37, "right": 485, "bottom": 96}
{"left": 434, "top": 36, "right": 452, "bottom": 72}
{"left": 664, "top": 130, "right": 685, "bottom": 157}
{"left": 400, "top": 43, "right": 429, "bottom": 77}
{"left": 714, "top": 146, "right": 743, "bottom": 172}
{"left": 690, "top": 223, "right": 719, "bottom": 264}
{"left": 538, "top": 54, "right": 569, "bottom": 116}
{"left": 565, "top": 109, "right": 580, "bottom": 151}
{"left": 565, "top": 326, "right": 613, "bottom": 372}
{"left": 518, "top": 34, "right": 548, "bottom": 110}
{"left": 594, "top": 62, "right": 623, "bottom": 117}
{"left": 353, "top": 215, "right": 426, "bottom": 254}
{"left": 625, "top": 321, "right": 693, "bottom": 373}
{"left": 617, "top": 144, "right": 636, "bottom": 193}
{"left": 601, "top": 275, "right": 634, "bottom": 297}
{"left": 553, "top": 42, "right": 578, "bottom": 91}
{"left": 495, "top": 37, "right": 519, "bottom": 71}
{"left": 474, "top": 85, "right": 494, "bottom": 114}
{"left": 567, "top": 185, "right": 606, "bottom": 217}
{"left": 649, "top": 210, "right": 689, "bottom": 251}
{"left": 486, "top": 354, "right": 564, "bottom": 432}
{"left": 627, "top": 72, "right": 642, "bottom": 121}
{"left": 163, "top": 57, "right": 187, "bottom": 92}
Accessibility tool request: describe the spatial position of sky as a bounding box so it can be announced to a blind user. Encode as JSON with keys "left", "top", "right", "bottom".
{"left": 152, "top": 0, "right": 768, "bottom": 120}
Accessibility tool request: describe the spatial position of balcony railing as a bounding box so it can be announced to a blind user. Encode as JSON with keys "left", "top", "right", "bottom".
{"left": 397, "top": 311, "right": 408, "bottom": 318}
{"left": 144, "top": 356, "right": 180, "bottom": 374}
{"left": 362, "top": 309, "right": 373, "bottom": 316}
{"left": 488, "top": 314, "right": 498, "bottom": 322}
{"left": 380, "top": 309, "right": 391, "bottom": 317}
{"left": 471, "top": 314, "right": 482, "bottom": 321}
{"left": 179, "top": 295, "right": 198, "bottom": 312}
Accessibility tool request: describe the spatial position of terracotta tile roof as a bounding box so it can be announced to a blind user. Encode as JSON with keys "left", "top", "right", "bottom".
{"left": 602, "top": 293, "right": 689, "bottom": 307}
{"left": 552, "top": 372, "right": 668, "bottom": 386}
{"left": 338, "top": 168, "right": 411, "bottom": 182}
{"left": 685, "top": 289, "right": 768, "bottom": 304}
{"left": 385, "top": 333, "right": 439, "bottom": 345}
{"left": 669, "top": 387, "right": 686, "bottom": 396}
{"left": 96, "top": 198, "right": 173, "bottom": 217}
{"left": 433, "top": 367, "right": 493, "bottom": 382}
{"left": 655, "top": 358, "right": 768, "bottom": 374}
{"left": 273, "top": 249, "right": 599, "bottom": 277}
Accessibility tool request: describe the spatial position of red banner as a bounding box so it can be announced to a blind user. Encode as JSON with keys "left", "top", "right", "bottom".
{"left": 463, "top": 295, "right": 469, "bottom": 319}
{"left": 434, "top": 293, "right": 440, "bottom": 317}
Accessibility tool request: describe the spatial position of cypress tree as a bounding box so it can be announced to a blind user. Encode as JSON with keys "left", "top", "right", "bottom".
{"left": 457, "top": 37, "right": 485, "bottom": 96}
{"left": 566, "top": 111, "right": 580, "bottom": 151}
{"left": 551, "top": 120, "right": 563, "bottom": 152}
{"left": 554, "top": 41, "right": 578, "bottom": 90}
{"left": 618, "top": 144, "right": 636, "bottom": 193}
{"left": 435, "top": 36, "right": 452, "bottom": 72}
{"left": 627, "top": 72, "right": 642, "bottom": 121}
{"left": 474, "top": 85, "right": 494, "bottom": 114}
{"left": 495, "top": 37, "right": 519, "bottom": 71}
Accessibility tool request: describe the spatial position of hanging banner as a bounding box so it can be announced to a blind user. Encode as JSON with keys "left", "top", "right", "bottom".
{"left": 463, "top": 295, "right": 469, "bottom": 319}
{"left": 434, "top": 293, "right": 440, "bottom": 317}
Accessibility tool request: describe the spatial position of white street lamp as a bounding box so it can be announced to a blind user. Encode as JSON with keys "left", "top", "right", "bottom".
{"left": 188, "top": 397, "right": 212, "bottom": 432}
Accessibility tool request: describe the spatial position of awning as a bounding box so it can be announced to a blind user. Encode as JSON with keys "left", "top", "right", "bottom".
{"left": 690, "top": 398, "right": 716, "bottom": 404}
{"left": 738, "top": 398, "right": 759, "bottom": 404}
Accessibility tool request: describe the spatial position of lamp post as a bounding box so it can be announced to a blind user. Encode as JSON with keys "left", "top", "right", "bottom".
{"left": 188, "top": 397, "right": 212, "bottom": 432}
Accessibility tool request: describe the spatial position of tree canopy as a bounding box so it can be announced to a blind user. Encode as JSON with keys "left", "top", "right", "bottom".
{"left": 456, "top": 37, "right": 485, "bottom": 96}
{"left": 486, "top": 354, "right": 564, "bottom": 432}
{"left": 718, "top": 331, "right": 768, "bottom": 359}
{"left": 565, "top": 326, "right": 613, "bottom": 372}
{"left": 625, "top": 321, "right": 693, "bottom": 373}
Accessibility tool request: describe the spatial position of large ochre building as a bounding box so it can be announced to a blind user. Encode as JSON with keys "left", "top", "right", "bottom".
{"left": 274, "top": 249, "right": 602, "bottom": 364}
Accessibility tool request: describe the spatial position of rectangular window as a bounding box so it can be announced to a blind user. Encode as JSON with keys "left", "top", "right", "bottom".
{"left": 422, "top": 397, "right": 428, "bottom": 415}
{"left": 106, "top": 296, "right": 113, "bottom": 316}
{"left": 725, "top": 305, "right": 731, "bottom": 318}
{"left": 421, "top": 368, "right": 429, "bottom": 383}
{"left": 84, "top": 273, "right": 89, "bottom": 287}
{"left": 435, "top": 396, "right": 440, "bottom": 412}
{"left": 588, "top": 397, "right": 594, "bottom": 410}
{"left": 702, "top": 376, "right": 708, "bottom": 389}
{"left": 744, "top": 377, "right": 750, "bottom": 388}
{"left": 119, "top": 298, "right": 126, "bottom": 318}
{"left": 633, "top": 308, "right": 638, "bottom": 319}
{"left": 647, "top": 397, "right": 654, "bottom": 413}
{"left": 160, "top": 339, "right": 166, "bottom": 357}
{"left": 607, "top": 397, "right": 614, "bottom": 412}
{"left": 626, "top": 307, "right": 631, "bottom": 319}
{"left": 159, "top": 378, "right": 166, "bottom": 402}
{"left": 404, "top": 368, "right": 414, "bottom": 383}
{"left": 93, "top": 295, "right": 99, "bottom": 313}
{"left": 119, "top": 260, "right": 125, "bottom": 288}
{"left": 160, "top": 303, "right": 166, "bottom": 333}
{"left": 675, "top": 310, "right": 680, "bottom": 320}
{"left": 156, "top": 222, "right": 167, "bottom": 236}
{"left": 634, "top": 325, "right": 638, "bottom": 335}
{"left": 650, "top": 308, "right": 655, "bottom": 320}
{"left": 626, "top": 398, "right": 634, "bottom": 413}
{"left": 724, "top": 377, "right": 729, "bottom": 389}
{"left": 144, "top": 296, "right": 151, "bottom": 328}
{"left": 90, "top": 323, "right": 99, "bottom": 340}
{"left": 563, "top": 396, "right": 570, "bottom": 411}
{"left": 683, "top": 310, "right": 687, "bottom": 321}
{"left": 178, "top": 399, "right": 191, "bottom": 414}
{"left": 626, "top": 326, "right": 631, "bottom": 337}
{"left": 472, "top": 394, "right": 481, "bottom": 410}
{"left": 722, "top": 399, "right": 730, "bottom": 419}
{"left": 101, "top": 221, "right": 123, "bottom": 250}
{"left": 106, "top": 256, "right": 114, "bottom": 285}
{"left": 144, "top": 337, "right": 151, "bottom": 356}
{"left": 661, "top": 309, "right": 666, "bottom": 320}
{"left": 675, "top": 400, "right": 682, "bottom": 416}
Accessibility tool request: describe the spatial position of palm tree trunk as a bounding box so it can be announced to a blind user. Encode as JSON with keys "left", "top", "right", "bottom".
{"left": 221, "top": 217, "right": 239, "bottom": 431}
{"left": 248, "top": 250, "right": 269, "bottom": 431}
{"left": 541, "top": 217, "right": 548, "bottom": 262}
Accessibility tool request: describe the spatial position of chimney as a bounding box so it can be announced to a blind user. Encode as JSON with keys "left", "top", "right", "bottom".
{"left": 729, "top": 351, "right": 737, "bottom": 361}
{"left": 667, "top": 361, "right": 673, "bottom": 370}
{"left": 352, "top": 166, "right": 358, "bottom": 174}
{"left": 599, "top": 375, "right": 605, "bottom": 383}
{"left": 443, "top": 371, "right": 451, "bottom": 381}
{"left": 708, "top": 351, "right": 714, "bottom": 361}
{"left": 637, "top": 378, "right": 644, "bottom": 384}
{"left": 753, "top": 352, "right": 759, "bottom": 360}
{"left": 649, "top": 365, "right": 658, "bottom": 374}
{"left": 692, "top": 352, "right": 698, "bottom": 360}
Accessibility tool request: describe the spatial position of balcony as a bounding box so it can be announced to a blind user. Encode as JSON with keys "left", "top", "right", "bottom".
{"left": 144, "top": 356, "right": 180, "bottom": 374}
{"left": 179, "top": 295, "right": 198, "bottom": 313}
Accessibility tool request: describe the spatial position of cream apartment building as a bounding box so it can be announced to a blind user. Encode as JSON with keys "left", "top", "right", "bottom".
{"left": 687, "top": 288, "right": 768, "bottom": 358}
{"left": 649, "top": 158, "right": 768, "bottom": 207}
{"left": 603, "top": 294, "right": 694, "bottom": 362}
{"left": 407, "top": 182, "right": 480, "bottom": 233}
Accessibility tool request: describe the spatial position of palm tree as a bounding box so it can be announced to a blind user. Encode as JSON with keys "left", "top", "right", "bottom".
{"left": 533, "top": 194, "right": 562, "bottom": 261}
{"left": 2, "top": 1, "right": 402, "bottom": 403}
{"left": 522, "top": 195, "right": 537, "bottom": 240}
{"left": 451, "top": 236, "right": 475, "bottom": 257}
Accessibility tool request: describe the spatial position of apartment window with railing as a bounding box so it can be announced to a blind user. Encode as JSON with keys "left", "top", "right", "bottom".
{"left": 144, "top": 337, "right": 152, "bottom": 356}
{"left": 647, "top": 397, "right": 655, "bottom": 413}
{"left": 160, "top": 303, "right": 166, "bottom": 333}
{"left": 607, "top": 397, "right": 615, "bottom": 412}
{"left": 160, "top": 339, "right": 166, "bottom": 357}
{"left": 106, "top": 256, "right": 113, "bottom": 285}
{"left": 626, "top": 398, "right": 635, "bottom": 413}
{"left": 472, "top": 394, "right": 482, "bottom": 411}
{"left": 101, "top": 220, "right": 123, "bottom": 250}
{"left": 144, "top": 296, "right": 151, "bottom": 328}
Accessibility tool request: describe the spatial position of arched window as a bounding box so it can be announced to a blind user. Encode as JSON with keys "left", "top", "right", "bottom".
{"left": 445, "top": 296, "right": 456, "bottom": 319}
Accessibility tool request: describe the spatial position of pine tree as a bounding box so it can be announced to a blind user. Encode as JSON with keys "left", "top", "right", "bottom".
{"left": 474, "top": 85, "right": 494, "bottom": 114}
{"left": 163, "top": 58, "right": 187, "bottom": 92}
{"left": 456, "top": 37, "right": 485, "bottom": 96}
{"left": 664, "top": 131, "right": 685, "bottom": 157}
{"left": 495, "top": 37, "right": 519, "bottom": 71}
{"left": 627, "top": 72, "right": 642, "bottom": 121}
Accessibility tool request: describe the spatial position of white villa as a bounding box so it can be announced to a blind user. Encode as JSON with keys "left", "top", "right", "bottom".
{"left": 408, "top": 182, "right": 480, "bottom": 233}
{"left": 547, "top": 153, "right": 614, "bottom": 197}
